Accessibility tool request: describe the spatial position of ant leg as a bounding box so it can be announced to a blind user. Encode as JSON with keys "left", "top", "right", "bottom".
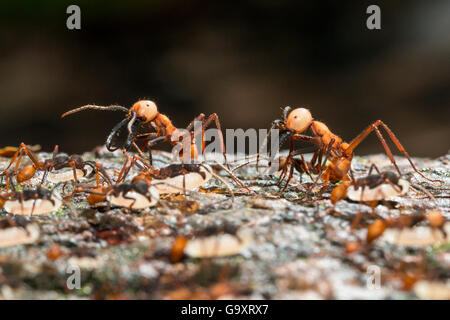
{"left": 69, "top": 161, "right": 79, "bottom": 183}
{"left": 130, "top": 142, "right": 146, "bottom": 158}
{"left": 212, "top": 162, "right": 250, "bottom": 193}
{"left": 96, "top": 163, "right": 113, "bottom": 186}
{"left": 298, "top": 154, "right": 315, "bottom": 182}
{"left": 122, "top": 193, "right": 137, "bottom": 211}
{"left": 185, "top": 113, "right": 205, "bottom": 132}
{"left": 180, "top": 113, "right": 205, "bottom": 162}
{"left": 136, "top": 132, "right": 159, "bottom": 165}
{"left": 256, "top": 122, "right": 279, "bottom": 171}
{"left": 31, "top": 195, "right": 38, "bottom": 216}
{"left": 12, "top": 148, "right": 25, "bottom": 175}
{"left": 20, "top": 143, "right": 43, "bottom": 170}
{"left": 52, "top": 145, "right": 59, "bottom": 159}
{"left": 311, "top": 138, "right": 335, "bottom": 188}
{"left": 62, "top": 182, "right": 69, "bottom": 195}
{"left": 132, "top": 154, "right": 153, "bottom": 171}
{"left": 367, "top": 163, "right": 381, "bottom": 175}
{"left": 7, "top": 171, "right": 16, "bottom": 191}
{"left": 273, "top": 135, "right": 312, "bottom": 190}
{"left": 279, "top": 160, "right": 295, "bottom": 194}
{"left": 346, "top": 120, "right": 439, "bottom": 183}
{"left": 40, "top": 170, "right": 49, "bottom": 185}
{"left": 19, "top": 192, "right": 24, "bottom": 216}
{"left": 2, "top": 146, "right": 24, "bottom": 174}
{"left": 350, "top": 212, "right": 363, "bottom": 231}
{"left": 117, "top": 154, "right": 132, "bottom": 184}
{"left": 146, "top": 136, "right": 166, "bottom": 166}
{"left": 275, "top": 156, "right": 290, "bottom": 187}
{"left": 202, "top": 114, "right": 229, "bottom": 168}
{"left": 287, "top": 134, "right": 320, "bottom": 186}
{"left": 209, "top": 171, "right": 235, "bottom": 203}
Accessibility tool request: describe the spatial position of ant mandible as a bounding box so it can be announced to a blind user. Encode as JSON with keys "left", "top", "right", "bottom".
{"left": 61, "top": 100, "right": 229, "bottom": 166}
{"left": 259, "top": 106, "right": 440, "bottom": 192}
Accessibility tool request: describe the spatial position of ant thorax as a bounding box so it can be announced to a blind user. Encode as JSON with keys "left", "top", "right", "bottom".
{"left": 152, "top": 164, "right": 213, "bottom": 194}
{"left": 3, "top": 189, "right": 62, "bottom": 215}
{"left": 346, "top": 172, "right": 409, "bottom": 202}
{"left": 107, "top": 181, "right": 159, "bottom": 210}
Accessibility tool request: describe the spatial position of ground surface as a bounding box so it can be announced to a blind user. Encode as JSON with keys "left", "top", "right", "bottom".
{"left": 0, "top": 150, "right": 449, "bottom": 300}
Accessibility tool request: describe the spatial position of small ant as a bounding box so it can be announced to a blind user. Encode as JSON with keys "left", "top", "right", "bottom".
{"left": 113, "top": 153, "right": 238, "bottom": 202}
{"left": 0, "top": 143, "right": 99, "bottom": 189}
{"left": 330, "top": 167, "right": 409, "bottom": 204}
{"left": 258, "top": 106, "right": 440, "bottom": 193}
{"left": 70, "top": 165, "right": 161, "bottom": 211}
{"left": 73, "top": 181, "right": 160, "bottom": 211}
{"left": 366, "top": 209, "right": 447, "bottom": 245}
{"left": 61, "top": 100, "right": 228, "bottom": 166}
{"left": 0, "top": 187, "right": 62, "bottom": 215}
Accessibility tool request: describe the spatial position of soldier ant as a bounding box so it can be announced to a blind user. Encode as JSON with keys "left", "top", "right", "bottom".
{"left": 258, "top": 106, "right": 441, "bottom": 193}
{"left": 61, "top": 100, "right": 228, "bottom": 166}
{"left": 0, "top": 143, "right": 101, "bottom": 189}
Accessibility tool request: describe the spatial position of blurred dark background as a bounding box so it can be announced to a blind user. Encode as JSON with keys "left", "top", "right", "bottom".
{"left": 0, "top": 0, "right": 449, "bottom": 157}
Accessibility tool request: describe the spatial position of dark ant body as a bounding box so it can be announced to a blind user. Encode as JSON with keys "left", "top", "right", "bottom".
{"left": 351, "top": 171, "right": 400, "bottom": 190}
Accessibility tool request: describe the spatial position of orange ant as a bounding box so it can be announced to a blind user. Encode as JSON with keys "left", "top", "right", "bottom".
{"left": 258, "top": 106, "right": 440, "bottom": 193}
{"left": 61, "top": 100, "right": 228, "bottom": 166}
{"left": 0, "top": 143, "right": 100, "bottom": 189}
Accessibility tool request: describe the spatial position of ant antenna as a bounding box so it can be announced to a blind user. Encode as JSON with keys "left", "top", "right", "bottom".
{"left": 61, "top": 104, "right": 129, "bottom": 118}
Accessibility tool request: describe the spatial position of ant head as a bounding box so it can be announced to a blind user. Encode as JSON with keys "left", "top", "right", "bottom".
{"left": 129, "top": 100, "right": 158, "bottom": 123}
{"left": 285, "top": 108, "right": 313, "bottom": 133}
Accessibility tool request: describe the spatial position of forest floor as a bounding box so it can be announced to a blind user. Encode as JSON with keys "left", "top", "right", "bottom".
{"left": 0, "top": 150, "right": 449, "bottom": 299}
